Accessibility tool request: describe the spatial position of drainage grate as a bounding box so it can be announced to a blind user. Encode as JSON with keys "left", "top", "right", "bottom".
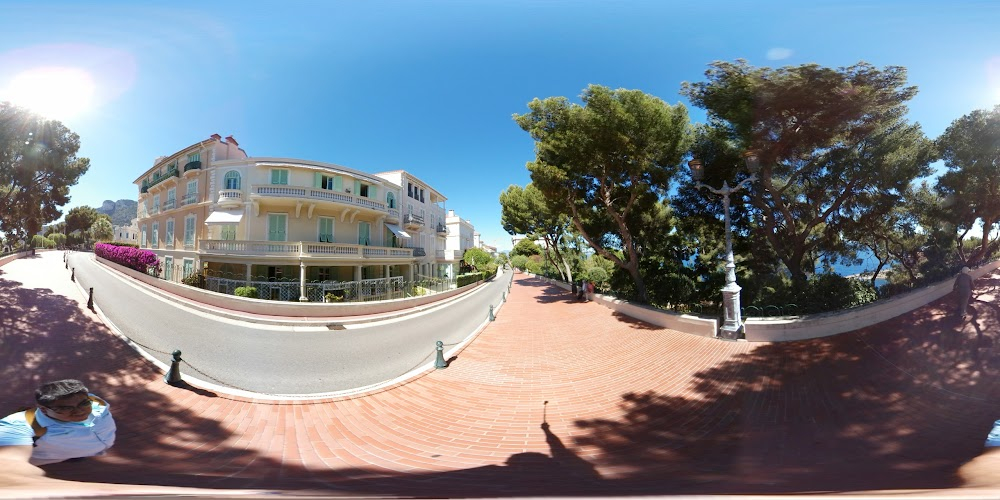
{"left": 327, "top": 323, "right": 346, "bottom": 330}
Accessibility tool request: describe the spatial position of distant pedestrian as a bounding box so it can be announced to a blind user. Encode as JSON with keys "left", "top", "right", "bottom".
{"left": 577, "top": 279, "right": 585, "bottom": 301}
{"left": 585, "top": 281, "right": 595, "bottom": 302}
{"left": 954, "top": 266, "right": 974, "bottom": 319}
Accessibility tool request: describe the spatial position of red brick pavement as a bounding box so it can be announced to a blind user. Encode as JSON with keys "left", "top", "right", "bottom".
{"left": 3, "top": 250, "right": 1000, "bottom": 497}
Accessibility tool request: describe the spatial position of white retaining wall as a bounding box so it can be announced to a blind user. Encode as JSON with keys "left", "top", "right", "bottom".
{"left": 527, "top": 261, "right": 1000, "bottom": 342}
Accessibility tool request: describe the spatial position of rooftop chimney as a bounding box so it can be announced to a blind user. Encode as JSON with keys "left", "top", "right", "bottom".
{"left": 210, "top": 133, "right": 222, "bottom": 141}
{"left": 225, "top": 135, "right": 238, "bottom": 146}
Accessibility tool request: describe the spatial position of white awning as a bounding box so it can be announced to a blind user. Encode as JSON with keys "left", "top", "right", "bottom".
{"left": 204, "top": 210, "right": 244, "bottom": 225}
{"left": 385, "top": 223, "right": 411, "bottom": 239}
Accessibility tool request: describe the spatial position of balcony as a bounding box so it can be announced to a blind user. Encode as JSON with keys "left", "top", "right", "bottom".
{"left": 386, "top": 208, "right": 400, "bottom": 223}
{"left": 162, "top": 199, "right": 176, "bottom": 211}
{"left": 181, "top": 193, "right": 199, "bottom": 206}
{"left": 183, "top": 161, "right": 202, "bottom": 175}
{"left": 146, "top": 205, "right": 160, "bottom": 216}
{"left": 436, "top": 249, "right": 461, "bottom": 261}
{"left": 250, "top": 184, "right": 387, "bottom": 213}
{"left": 200, "top": 240, "right": 415, "bottom": 261}
{"left": 411, "top": 247, "right": 426, "bottom": 257}
{"left": 218, "top": 189, "right": 243, "bottom": 207}
{"left": 403, "top": 213, "right": 424, "bottom": 230}
{"left": 436, "top": 223, "right": 447, "bottom": 236}
{"left": 146, "top": 166, "right": 180, "bottom": 192}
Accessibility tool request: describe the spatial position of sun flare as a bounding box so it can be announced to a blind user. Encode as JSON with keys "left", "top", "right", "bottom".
{"left": 3, "top": 66, "right": 96, "bottom": 122}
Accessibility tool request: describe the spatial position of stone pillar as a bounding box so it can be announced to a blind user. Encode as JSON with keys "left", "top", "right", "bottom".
{"left": 299, "top": 261, "right": 308, "bottom": 302}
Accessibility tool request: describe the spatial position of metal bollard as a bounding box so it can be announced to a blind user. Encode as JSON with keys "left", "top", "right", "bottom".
{"left": 502, "top": 291, "right": 506, "bottom": 302}
{"left": 87, "top": 287, "right": 94, "bottom": 310}
{"left": 65, "top": 260, "right": 68, "bottom": 269}
{"left": 71, "top": 268, "right": 75, "bottom": 282}
{"left": 164, "top": 350, "right": 183, "bottom": 385}
{"left": 434, "top": 341, "right": 447, "bottom": 369}
{"left": 489, "top": 304, "right": 495, "bottom": 321}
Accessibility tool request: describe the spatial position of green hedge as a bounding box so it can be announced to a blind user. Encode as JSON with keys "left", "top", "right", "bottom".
{"left": 457, "top": 272, "right": 486, "bottom": 287}
{"left": 234, "top": 286, "right": 258, "bottom": 298}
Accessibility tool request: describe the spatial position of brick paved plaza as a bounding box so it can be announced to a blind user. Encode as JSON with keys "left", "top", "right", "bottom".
{"left": 3, "top": 250, "right": 1000, "bottom": 498}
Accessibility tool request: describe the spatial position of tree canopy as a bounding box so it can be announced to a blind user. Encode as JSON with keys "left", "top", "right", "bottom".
{"left": 935, "top": 104, "right": 1000, "bottom": 265}
{"left": 0, "top": 103, "right": 89, "bottom": 240}
{"left": 514, "top": 84, "right": 693, "bottom": 302}
{"left": 680, "top": 60, "right": 934, "bottom": 282}
{"left": 500, "top": 183, "right": 577, "bottom": 286}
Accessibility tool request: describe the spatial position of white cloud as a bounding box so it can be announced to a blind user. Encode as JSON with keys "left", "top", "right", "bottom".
{"left": 766, "top": 47, "right": 793, "bottom": 61}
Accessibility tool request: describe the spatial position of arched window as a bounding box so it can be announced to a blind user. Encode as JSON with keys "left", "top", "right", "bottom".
{"left": 386, "top": 191, "right": 396, "bottom": 209}
{"left": 224, "top": 171, "right": 241, "bottom": 190}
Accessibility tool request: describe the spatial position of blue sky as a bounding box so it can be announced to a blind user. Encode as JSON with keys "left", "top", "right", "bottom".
{"left": 2, "top": 0, "right": 999, "bottom": 251}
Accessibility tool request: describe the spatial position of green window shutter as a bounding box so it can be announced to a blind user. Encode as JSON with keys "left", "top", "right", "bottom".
{"left": 370, "top": 186, "right": 377, "bottom": 199}
{"left": 314, "top": 172, "right": 322, "bottom": 188}
{"left": 334, "top": 176, "right": 343, "bottom": 191}
{"left": 271, "top": 170, "right": 280, "bottom": 184}
{"left": 281, "top": 170, "right": 288, "bottom": 184}
{"left": 353, "top": 180, "right": 361, "bottom": 195}
{"left": 268, "top": 214, "right": 286, "bottom": 241}
{"left": 359, "top": 222, "right": 370, "bottom": 245}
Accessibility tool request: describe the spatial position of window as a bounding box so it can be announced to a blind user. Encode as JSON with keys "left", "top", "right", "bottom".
{"left": 221, "top": 224, "right": 237, "bottom": 240}
{"left": 224, "top": 170, "right": 241, "bottom": 190}
{"left": 386, "top": 192, "right": 395, "bottom": 208}
{"left": 318, "top": 267, "right": 331, "bottom": 281}
{"left": 420, "top": 188, "right": 425, "bottom": 203}
{"left": 267, "top": 213, "right": 287, "bottom": 241}
{"left": 318, "top": 217, "right": 334, "bottom": 243}
{"left": 152, "top": 194, "right": 160, "bottom": 212}
{"left": 165, "top": 219, "right": 174, "bottom": 247}
{"left": 164, "top": 256, "right": 173, "bottom": 281}
{"left": 270, "top": 168, "right": 289, "bottom": 185}
{"left": 359, "top": 184, "right": 369, "bottom": 197}
{"left": 184, "top": 215, "right": 196, "bottom": 246}
{"left": 408, "top": 183, "right": 413, "bottom": 198}
{"left": 165, "top": 188, "right": 176, "bottom": 210}
{"left": 185, "top": 180, "right": 198, "bottom": 205}
{"left": 141, "top": 225, "right": 147, "bottom": 248}
{"left": 358, "top": 221, "right": 370, "bottom": 245}
{"left": 182, "top": 259, "right": 194, "bottom": 281}
{"left": 318, "top": 174, "right": 342, "bottom": 191}
{"left": 187, "top": 152, "right": 200, "bottom": 163}
{"left": 151, "top": 222, "right": 159, "bottom": 248}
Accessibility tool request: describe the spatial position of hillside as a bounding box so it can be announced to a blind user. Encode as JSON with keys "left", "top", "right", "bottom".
{"left": 95, "top": 199, "right": 139, "bottom": 227}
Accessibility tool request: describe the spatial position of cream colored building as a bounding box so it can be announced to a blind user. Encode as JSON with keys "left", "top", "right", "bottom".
{"left": 133, "top": 134, "right": 471, "bottom": 301}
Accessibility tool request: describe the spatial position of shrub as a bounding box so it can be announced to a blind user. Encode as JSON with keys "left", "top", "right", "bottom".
{"left": 234, "top": 286, "right": 258, "bottom": 298}
{"left": 585, "top": 267, "right": 609, "bottom": 285}
{"left": 182, "top": 272, "right": 205, "bottom": 288}
{"left": 95, "top": 242, "right": 161, "bottom": 275}
{"left": 457, "top": 272, "right": 486, "bottom": 287}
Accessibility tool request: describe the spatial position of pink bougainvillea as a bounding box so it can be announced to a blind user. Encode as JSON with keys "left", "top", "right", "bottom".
{"left": 95, "top": 243, "right": 162, "bottom": 276}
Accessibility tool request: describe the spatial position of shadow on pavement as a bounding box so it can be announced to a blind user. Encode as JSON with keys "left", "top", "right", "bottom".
{"left": 5, "top": 266, "right": 1000, "bottom": 496}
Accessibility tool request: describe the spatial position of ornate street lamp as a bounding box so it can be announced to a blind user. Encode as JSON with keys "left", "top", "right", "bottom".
{"left": 688, "top": 151, "right": 760, "bottom": 340}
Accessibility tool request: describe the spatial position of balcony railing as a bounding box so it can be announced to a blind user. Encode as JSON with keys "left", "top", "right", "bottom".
{"left": 436, "top": 249, "right": 461, "bottom": 260}
{"left": 218, "top": 189, "right": 243, "bottom": 206}
{"left": 181, "top": 193, "right": 199, "bottom": 206}
{"left": 436, "top": 223, "right": 447, "bottom": 235}
{"left": 146, "top": 167, "right": 180, "bottom": 191}
{"left": 162, "top": 199, "right": 176, "bottom": 211}
{"left": 403, "top": 213, "right": 424, "bottom": 228}
{"left": 411, "top": 247, "right": 426, "bottom": 257}
{"left": 183, "top": 160, "right": 202, "bottom": 172}
{"left": 200, "top": 240, "right": 415, "bottom": 260}
{"left": 386, "top": 208, "right": 400, "bottom": 221}
{"left": 147, "top": 205, "right": 160, "bottom": 216}
{"left": 251, "top": 184, "right": 387, "bottom": 212}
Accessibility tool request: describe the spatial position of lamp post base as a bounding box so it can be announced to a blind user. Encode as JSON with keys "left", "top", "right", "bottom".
{"left": 718, "top": 322, "right": 744, "bottom": 341}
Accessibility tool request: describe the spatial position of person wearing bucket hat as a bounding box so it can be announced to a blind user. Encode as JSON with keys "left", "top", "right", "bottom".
{"left": 953, "top": 266, "right": 974, "bottom": 320}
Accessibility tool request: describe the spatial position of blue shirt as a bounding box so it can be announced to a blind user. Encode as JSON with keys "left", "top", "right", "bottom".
{"left": 0, "top": 395, "right": 116, "bottom": 465}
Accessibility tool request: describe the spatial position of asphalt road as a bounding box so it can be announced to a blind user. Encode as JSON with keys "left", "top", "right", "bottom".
{"left": 66, "top": 252, "right": 513, "bottom": 395}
